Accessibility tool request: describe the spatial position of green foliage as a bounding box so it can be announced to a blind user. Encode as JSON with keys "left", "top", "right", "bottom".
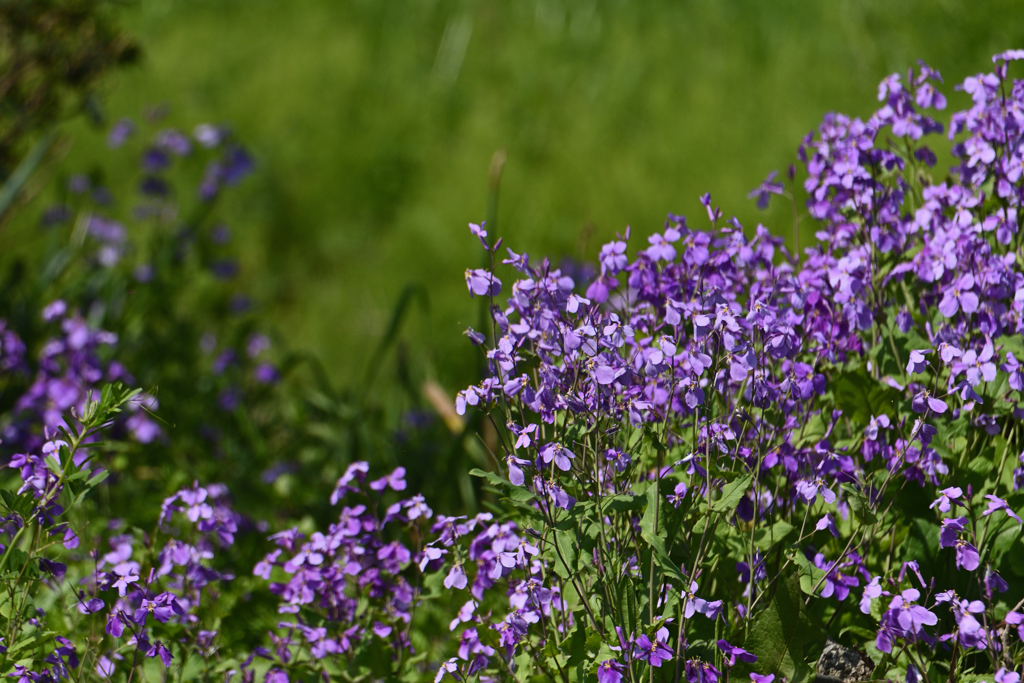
{"left": 36, "top": 0, "right": 1024, "bottom": 389}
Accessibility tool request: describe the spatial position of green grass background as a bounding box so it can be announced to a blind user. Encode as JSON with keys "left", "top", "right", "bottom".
{"left": 62, "top": 0, "right": 1024, "bottom": 391}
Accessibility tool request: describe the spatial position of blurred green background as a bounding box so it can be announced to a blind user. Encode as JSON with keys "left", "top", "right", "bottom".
{"left": 54, "top": 0, "right": 1024, "bottom": 390}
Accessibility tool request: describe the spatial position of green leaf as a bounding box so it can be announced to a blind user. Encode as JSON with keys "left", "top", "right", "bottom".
{"left": 991, "top": 523, "right": 1024, "bottom": 577}
{"left": 502, "top": 496, "right": 544, "bottom": 524}
{"left": 711, "top": 473, "right": 753, "bottom": 513}
{"left": 752, "top": 520, "right": 795, "bottom": 552}
{"left": 832, "top": 364, "right": 901, "bottom": 426}
{"left": 617, "top": 575, "right": 638, "bottom": 636}
{"left": 605, "top": 494, "right": 644, "bottom": 513}
{"left": 469, "top": 467, "right": 507, "bottom": 487}
{"left": 639, "top": 484, "right": 688, "bottom": 584}
{"left": 792, "top": 413, "right": 828, "bottom": 449}
{"left": 742, "top": 572, "right": 819, "bottom": 682}
{"left": 470, "top": 467, "right": 535, "bottom": 503}
{"left": 640, "top": 483, "right": 660, "bottom": 537}
{"left": 565, "top": 618, "right": 589, "bottom": 667}
{"left": 0, "top": 489, "right": 35, "bottom": 518}
{"left": 553, "top": 527, "right": 578, "bottom": 580}
{"left": 841, "top": 484, "right": 877, "bottom": 525}
{"left": 792, "top": 550, "right": 829, "bottom": 597}
{"left": 86, "top": 470, "right": 110, "bottom": 488}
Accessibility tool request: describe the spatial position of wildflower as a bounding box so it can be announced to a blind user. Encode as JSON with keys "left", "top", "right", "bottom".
{"left": 597, "top": 660, "right": 625, "bottom": 683}
{"left": 748, "top": 170, "right": 785, "bottom": 210}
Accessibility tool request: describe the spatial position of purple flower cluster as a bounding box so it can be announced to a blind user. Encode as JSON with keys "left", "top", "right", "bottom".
{"left": 5, "top": 50, "right": 1024, "bottom": 683}
{"left": 89, "top": 482, "right": 241, "bottom": 676}
{"left": 2, "top": 303, "right": 159, "bottom": 455}
{"left": 246, "top": 462, "right": 434, "bottom": 679}
{"left": 449, "top": 52, "right": 1024, "bottom": 682}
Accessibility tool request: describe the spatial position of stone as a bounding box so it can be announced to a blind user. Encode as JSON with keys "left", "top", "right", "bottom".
{"left": 814, "top": 639, "right": 875, "bottom": 683}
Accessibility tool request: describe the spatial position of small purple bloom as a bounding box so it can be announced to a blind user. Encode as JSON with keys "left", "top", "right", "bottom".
{"left": 748, "top": 170, "right": 785, "bottom": 210}
{"left": 938, "top": 273, "right": 979, "bottom": 317}
{"left": 716, "top": 639, "right": 757, "bottom": 665}
{"left": 469, "top": 222, "right": 489, "bottom": 249}
{"left": 597, "top": 660, "right": 624, "bottom": 683}
{"left": 539, "top": 443, "right": 575, "bottom": 472}
{"left": 911, "top": 390, "right": 946, "bottom": 414}
{"left": 996, "top": 669, "right": 1021, "bottom": 683}
{"left": 444, "top": 564, "right": 468, "bottom": 590}
{"left": 930, "top": 487, "right": 963, "bottom": 513}
{"left": 983, "top": 495, "right": 1022, "bottom": 524}
{"left": 369, "top": 467, "right": 407, "bottom": 492}
{"left": 815, "top": 513, "right": 839, "bottom": 538}
{"left": 465, "top": 269, "right": 501, "bottom": 297}
{"left": 906, "top": 349, "right": 930, "bottom": 375}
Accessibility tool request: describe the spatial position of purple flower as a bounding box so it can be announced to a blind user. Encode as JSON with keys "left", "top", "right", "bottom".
{"left": 983, "top": 495, "right": 1022, "bottom": 524}
{"left": 465, "top": 269, "right": 501, "bottom": 297}
{"left": 906, "top": 349, "right": 930, "bottom": 375}
{"left": 960, "top": 341, "right": 997, "bottom": 386}
{"left": 930, "top": 487, "right": 963, "bottom": 513}
{"left": 111, "top": 563, "right": 139, "bottom": 596}
{"left": 796, "top": 477, "right": 836, "bottom": 505}
{"left": 699, "top": 193, "right": 722, "bottom": 223}
{"left": 645, "top": 230, "right": 680, "bottom": 262}
{"left": 96, "top": 656, "right": 116, "bottom": 677}
{"left": 597, "top": 660, "right": 624, "bottom": 683}
{"left": 940, "top": 517, "right": 980, "bottom": 570}
{"left": 939, "top": 517, "right": 968, "bottom": 548}
{"left": 911, "top": 390, "right": 947, "bottom": 414}
{"left": 938, "top": 273, "right": 979, "bottom": 317}
{"left": 1006, "top": 612, "right": 1024, "bottom": 642}
{"left": 106, "top": 612, "right": 124, "bottom": 637}
{"left": 860, "top": 576, "right": 887, "bottom": 614}
{"left": 77, "top": 597, "right": 104, "bottom": 615}
{"left": 436, "top": 658, "right": 460, "bottom": 682}
{"left": 253, "top": 363, "right": 280, "bottom": 384}
{"left": 147, "top": 641, "right": 173, "bottom": 668}
{"left": 370, "top": 467, "right": 407, "bottom": 492}
{"left": 716, "top": 639, "right": 757, "bottom": 665}
{"left": 682, "top": 581, "right": 723, "bottom": 620}
{"left": 599, "top": 241, "right": 628, "bottom": 275}
{"left": 938, "top": 342, "right": 962, "bottom": 364}
{"left": 444, "top": 564, "right": 468, "bottom": 590}
{"left": 505, "top": 453, "right": 530, "bottom": 486}
{"left": 995, "top": 669, "right": 1020, "bottom": 683}
{"left": 469, "top": 222, "right": 489, "bottom": 249}
{"left": 748, "top": 170, "right": 785, "bottom": 210}
{"left": 685, "top": 659, "right": 721, "bottom": 683}
{"left": 538, "top": 443, "right": 575, "bottom": 471}
{"left": 815, "top": 513, "right": 839, "bottom": 538}
{"left": 108, "top": 118, "right": 136, "bottom": 147}
{"left": 633, "top": 627, "right": 673, "bottom": 667}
